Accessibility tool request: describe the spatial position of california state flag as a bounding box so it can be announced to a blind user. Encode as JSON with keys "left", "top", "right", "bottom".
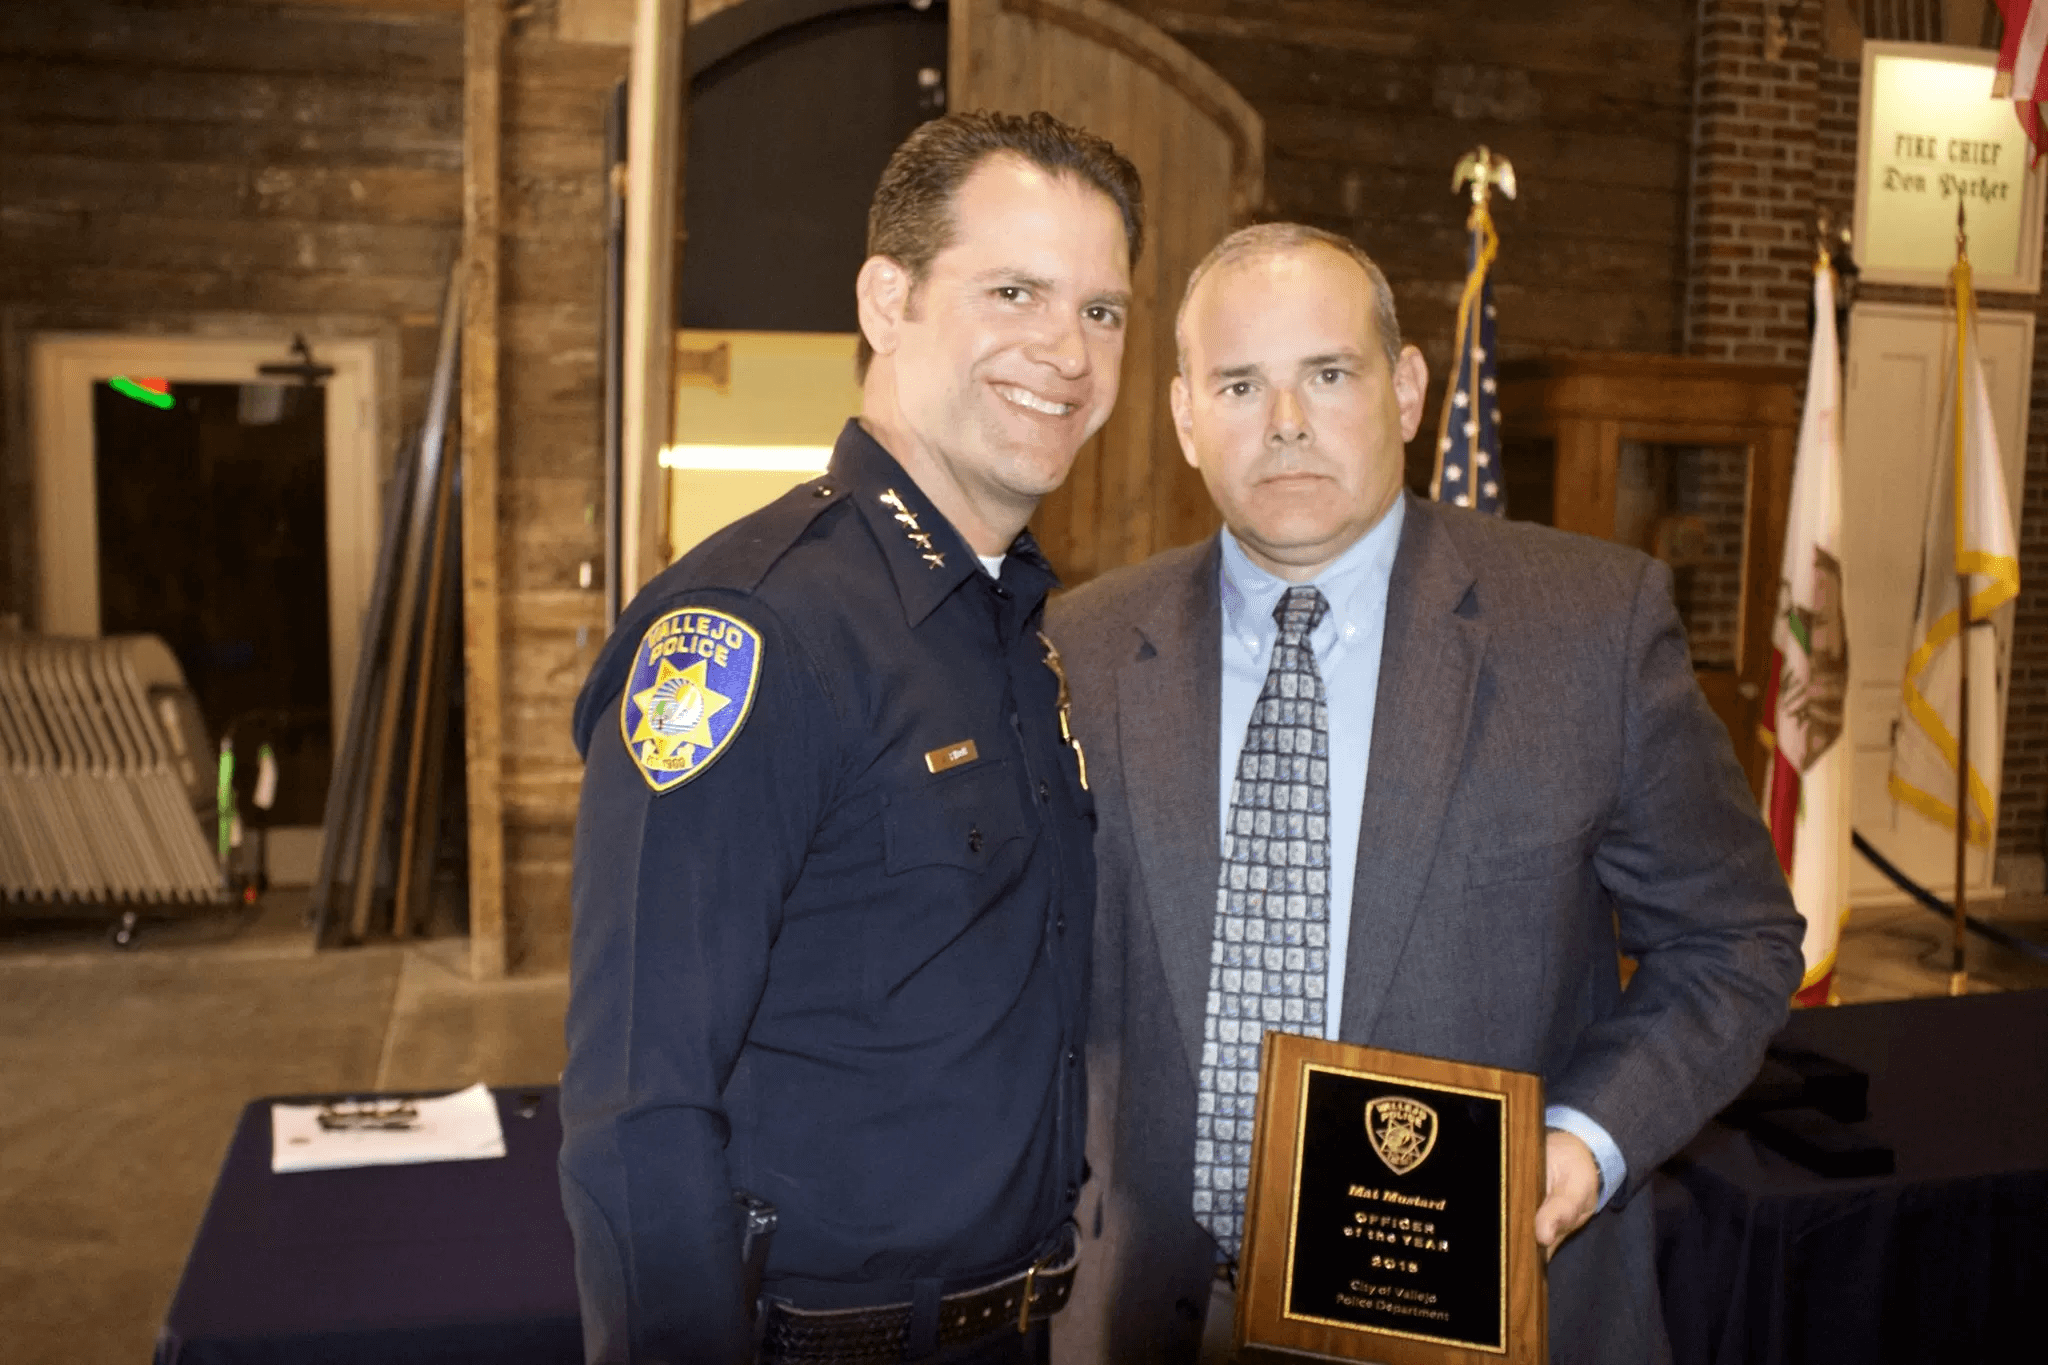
{"left": 1762, "top": 261, "right": 1851, "bottom": 1008}
{"left": 1888, "top": 253, "right": 2019, "bottom": 857}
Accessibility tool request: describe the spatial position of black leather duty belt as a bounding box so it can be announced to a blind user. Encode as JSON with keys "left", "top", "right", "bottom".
{"left": 759, "top": 1234, "right": 1078, "bottom": 1365}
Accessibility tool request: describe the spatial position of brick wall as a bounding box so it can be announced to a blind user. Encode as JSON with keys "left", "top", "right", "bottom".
{"left": 1686, "top": 0, "right": 1822, "bottom": 364}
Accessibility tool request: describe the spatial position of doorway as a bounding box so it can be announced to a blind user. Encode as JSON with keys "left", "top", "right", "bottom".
{"left": 30, "top": 333, "right": 382, "bottom": 877}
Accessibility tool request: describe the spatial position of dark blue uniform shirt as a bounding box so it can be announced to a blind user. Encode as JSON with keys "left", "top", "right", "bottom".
{"left": 559, "top": 421, "right": 1096, "bottom": 1363}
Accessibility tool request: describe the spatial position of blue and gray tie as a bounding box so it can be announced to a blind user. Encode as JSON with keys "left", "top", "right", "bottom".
{"left": 1193, "top": 584, "right": 1333, "bottom": 1258}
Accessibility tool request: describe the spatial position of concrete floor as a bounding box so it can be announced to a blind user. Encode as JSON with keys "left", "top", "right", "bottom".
{"left": 1, "top": 891, "right": 2044, "bottom": 1364}
{"left": 0, "top": 892, "right": 568, "bottom": 1364}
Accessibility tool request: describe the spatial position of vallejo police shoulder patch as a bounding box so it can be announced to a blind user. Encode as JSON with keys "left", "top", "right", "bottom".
{"left": 618, "top": 606, "right": 763, "bottom": 793}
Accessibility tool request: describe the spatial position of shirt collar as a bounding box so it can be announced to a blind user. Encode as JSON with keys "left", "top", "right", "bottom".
{"left": 830, "top": 419, "right": 1056, "bottom": 627}
{"left": 1218, "top": 494, "right": 1406, "bottom": 657}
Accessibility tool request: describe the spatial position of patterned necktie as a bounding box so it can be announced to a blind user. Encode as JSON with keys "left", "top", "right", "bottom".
{"left": 1193, "top": 585, "right": 1332, "bottom": 1258}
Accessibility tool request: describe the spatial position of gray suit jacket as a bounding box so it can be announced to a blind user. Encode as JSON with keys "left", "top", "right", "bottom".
{"left": 1045, "top": 496, "right": 1805, "bottom": 1364}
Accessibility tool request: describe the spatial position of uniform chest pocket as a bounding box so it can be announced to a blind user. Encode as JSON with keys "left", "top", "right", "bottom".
{"left": 882, "top": 758, "right": 1032, "bottom": 875}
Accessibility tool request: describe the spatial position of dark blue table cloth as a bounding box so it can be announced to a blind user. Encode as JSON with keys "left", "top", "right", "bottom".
{"left": 1654, "top": 989, "right": 2048, "bottom": 1365}
{"left": 156, "top": 1086, "right": 581, "bottom": 1365}
{"left": 153, "top": 995, "right": 2048, "bottom": 1365}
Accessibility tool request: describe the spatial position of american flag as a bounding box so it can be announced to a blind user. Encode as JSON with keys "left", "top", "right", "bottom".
{"left": 1995, "top": 0, "right": 2048, "bottom": 163}
{"left": 1431, "top": 210, "right": 1504, "bottom": 515}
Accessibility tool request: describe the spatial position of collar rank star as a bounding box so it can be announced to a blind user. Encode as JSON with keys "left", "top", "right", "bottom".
{"left": 619, "top": 607, "right": 762, "bottom": 792}
{"left": 878, "top": 488, "right": 945, "bottom": 570}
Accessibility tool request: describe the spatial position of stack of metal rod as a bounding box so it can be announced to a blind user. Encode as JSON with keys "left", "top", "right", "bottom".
{"left": 0, "top": 632, "right": 222, "bottom": 906}
{"left": 311, "top": 261, "right": 466, "bottom": 947}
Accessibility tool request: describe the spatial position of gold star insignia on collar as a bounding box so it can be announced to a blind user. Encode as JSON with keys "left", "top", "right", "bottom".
{"left": 880, "top": 488, "right": 945, "bottom": 569}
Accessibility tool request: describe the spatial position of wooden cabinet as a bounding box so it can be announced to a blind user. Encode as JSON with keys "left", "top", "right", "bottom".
{"left": 1495, "top": 354, "right": 1801, "bottom": 795}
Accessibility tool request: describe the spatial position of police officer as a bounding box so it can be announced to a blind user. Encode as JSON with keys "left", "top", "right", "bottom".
{"left": 560, "top": 111, "right": 1144, "bottom": 1365}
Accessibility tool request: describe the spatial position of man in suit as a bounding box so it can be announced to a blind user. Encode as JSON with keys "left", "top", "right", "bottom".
{"left": 1045, "top": 223, "right": 1805, "bottom": 1363}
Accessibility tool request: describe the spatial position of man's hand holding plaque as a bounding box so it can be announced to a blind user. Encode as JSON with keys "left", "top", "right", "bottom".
{"left": 1234, "top": 1033, "right": 1547, "bottom": 1364}
{"left": 1534, "top": 1131, "right": 1601, "bottom": 1260}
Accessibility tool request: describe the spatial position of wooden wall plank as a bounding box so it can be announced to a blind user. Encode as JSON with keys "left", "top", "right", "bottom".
{"left": 461, "top": 0, "right": 507, "bottom": 980}
{"left": 0, "top": 61, "right": 464, "bottom": 138}
{"left": 0, "top": 5, "right": 462, "bottom": 78}
{"left": 0, "top": 263, "right": 448, "bottom": 323}
{"left": 0, "top": 109, "right": 463, "bottom": 173}
{"left": 481, "top": 17, "right": 629, "bottom": 967}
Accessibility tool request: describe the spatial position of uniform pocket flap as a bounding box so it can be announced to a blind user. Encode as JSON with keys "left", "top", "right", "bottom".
{"left": 882, "top": 758, "right": 1031, "bottom": 874}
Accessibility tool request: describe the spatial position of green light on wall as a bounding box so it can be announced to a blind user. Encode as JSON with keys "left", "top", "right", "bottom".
{"left": 110, "top": 376, "right": 174, "bottom": 410}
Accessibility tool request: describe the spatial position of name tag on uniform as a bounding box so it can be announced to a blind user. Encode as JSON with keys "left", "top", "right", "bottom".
{"left": 924, "top": 739, "right": 978, "bottom": 774}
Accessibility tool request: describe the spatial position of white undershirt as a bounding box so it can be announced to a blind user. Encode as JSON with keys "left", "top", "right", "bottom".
{"left": 978, "top": 553, "right": 1006, "bottom": 578}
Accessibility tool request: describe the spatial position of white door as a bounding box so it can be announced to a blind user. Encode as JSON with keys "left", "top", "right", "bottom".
{"left": 1842, "top": 302, "right": 2033, "bottom": 903}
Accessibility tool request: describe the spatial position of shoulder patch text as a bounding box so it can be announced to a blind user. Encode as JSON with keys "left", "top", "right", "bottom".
{"left": 619, "top": 607, "right": 762, "bottom": 792}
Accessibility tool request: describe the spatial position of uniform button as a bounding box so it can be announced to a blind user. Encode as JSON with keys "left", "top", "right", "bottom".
{"left": 812, "top": 483, "right": 833, "bottom": 498}
{"left": 1055, "top": 915, "right": 1067, "bottom": 934}
{"left": 1066, "top": 1047, "right": 1079, "bottom": 1065}
{"left": 1037, "top": 780, "right": 1051, "bottom": 804}
{"left": 967, "top": 825, "right": 983, "bottom": 854}
{"left": 1065, "top": 1182, "right": 1079, "bottom": 1202}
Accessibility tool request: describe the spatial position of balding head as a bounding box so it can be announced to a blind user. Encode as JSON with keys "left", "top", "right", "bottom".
{"left": 1175, "top": 223, "right": 1403, "bottom": 377}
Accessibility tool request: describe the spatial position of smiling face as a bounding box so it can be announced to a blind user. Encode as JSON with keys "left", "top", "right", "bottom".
{"left": 858, "top": 153, "right": 1132, "bottom": 552}
{"left": 1171, "top": 243, "right": 1428, "bottom": 581}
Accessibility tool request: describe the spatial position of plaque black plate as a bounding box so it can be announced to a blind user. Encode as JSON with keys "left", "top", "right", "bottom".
{"left": 1283, "top": 1065, "right": 1505, "bottom": 1351}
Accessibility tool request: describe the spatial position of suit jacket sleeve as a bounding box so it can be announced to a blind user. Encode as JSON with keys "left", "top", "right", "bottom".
{"left": 558, "top": 593, "right": 836, "bottom": 1364}
{"left": 1546, "top": 557, "right": 1805, "bottom": 1202}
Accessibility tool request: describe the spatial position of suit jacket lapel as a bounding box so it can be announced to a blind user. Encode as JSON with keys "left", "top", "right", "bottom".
{"left": 1340, "top": 498, "right": 1487, "bottom": 1041}
{"left": 1119, "top": 538, "right": 1223, "bottom": 1084}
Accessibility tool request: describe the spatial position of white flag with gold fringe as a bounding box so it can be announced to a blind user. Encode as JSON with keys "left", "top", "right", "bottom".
{"left": 1888, "top": 256, "right": 2019, "bottom": 849}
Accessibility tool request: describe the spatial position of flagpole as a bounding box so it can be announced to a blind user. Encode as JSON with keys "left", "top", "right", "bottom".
{"left": 1436, "top": 147, "right": 1514, "bottom": 506}
{"left": 1954, "top": 576, "right": 1970, "bottom": 995}
{"left": 1951, "top": 201, "right": 1971, "bottom": 997}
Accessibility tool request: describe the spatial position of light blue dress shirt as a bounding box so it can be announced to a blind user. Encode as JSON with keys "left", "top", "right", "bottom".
{"left": 1215, "top": 501, "right": 1625, "bottom": 1209}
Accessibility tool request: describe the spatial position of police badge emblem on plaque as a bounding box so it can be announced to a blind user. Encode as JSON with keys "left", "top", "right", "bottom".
{"left": 620, "top": 607, "right": 763, "bottom": 792}
{"left": 1365, "top": 1097, "right": 1439, "bottom": 1176}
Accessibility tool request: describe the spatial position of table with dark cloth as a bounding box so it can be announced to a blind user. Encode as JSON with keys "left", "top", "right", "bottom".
{"left": 156, "top": 1086, "right": 581, "bottom": 1365}
{"left": 1654, "top": 989, "right": 2048, "bottom": 1365}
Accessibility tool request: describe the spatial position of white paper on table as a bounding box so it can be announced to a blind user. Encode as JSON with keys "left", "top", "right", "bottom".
{"left": 270, "top": 1081, "right": 507, "bottom": 1174}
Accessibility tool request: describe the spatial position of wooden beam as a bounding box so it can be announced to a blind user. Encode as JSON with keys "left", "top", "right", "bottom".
{"left": 620, "top": 0, "right": 687, "bottom": 591}
{"left": 462, "top": 0, "right": 508, "bottom": 979}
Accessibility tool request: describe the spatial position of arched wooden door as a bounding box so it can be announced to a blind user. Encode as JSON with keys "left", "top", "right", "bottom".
{"left": 951, "top": 0, "right": 1263, "bottom": 583}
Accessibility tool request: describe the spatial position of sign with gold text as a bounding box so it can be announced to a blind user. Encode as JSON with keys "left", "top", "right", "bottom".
{"left": 1235, "top": 1034, "right": 1545, "bottom": 1364}
{"left": 1856, "top": 42, "right": 2044, "bottom": 292}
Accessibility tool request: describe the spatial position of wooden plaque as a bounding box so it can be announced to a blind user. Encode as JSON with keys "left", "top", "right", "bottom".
{"left": 1235, "top": 1033, "right": 1546, "bottom": 1363}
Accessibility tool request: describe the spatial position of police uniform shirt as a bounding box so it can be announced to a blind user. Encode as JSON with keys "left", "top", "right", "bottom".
{"left": 559, "top": 419, "right": 1096, "bottom": 1362}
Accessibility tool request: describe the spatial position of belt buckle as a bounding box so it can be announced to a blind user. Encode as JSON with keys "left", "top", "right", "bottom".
{"left": 1017, "top": 1245, "right": 1060, "bottom": 1335}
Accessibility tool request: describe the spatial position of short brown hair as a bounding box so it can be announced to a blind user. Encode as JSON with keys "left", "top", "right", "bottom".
{"left": 1176, "top": 223, "right": 1403, "bottom": 375}
{"left": 857, "top": 110, "right": 1145, "bottom": 379}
